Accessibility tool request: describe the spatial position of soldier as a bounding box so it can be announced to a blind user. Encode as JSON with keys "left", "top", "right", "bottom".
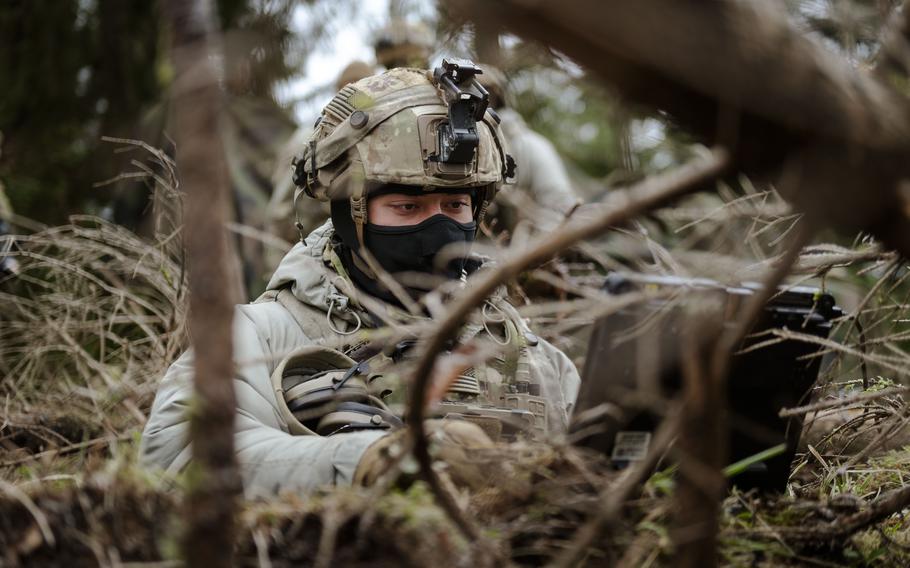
{"left": 479, "top": 64, "right": 581, "bottom": 234}
{"left": 140, "top": 63, "right": 580, "bottom": 496}
{"left": 0, "top": 190, "right": 14, "bottom": 277}
{"left": 372, "top": 18, "right": 434, "bottom": 70}
{"left": 0, "top": 134, "right": 18, "bottom": 277}
{"left": 267, "top": 60, "right": 375, "bottom": 252}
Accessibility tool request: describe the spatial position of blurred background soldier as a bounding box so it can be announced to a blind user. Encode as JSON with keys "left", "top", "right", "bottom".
{"left": 372, "top": 18, "right": 434, "bottom": 70}
{"left": 0, "top": 133, "right": 18, "bottom": 277}
{"left": 266, "top": 18, "right": 435, "bottom": 260}
{"left": 266, "top": 60, "right": 375, "bottom": 270}
{"left": 479, "top": 64, "right": 581, "bottom": 235}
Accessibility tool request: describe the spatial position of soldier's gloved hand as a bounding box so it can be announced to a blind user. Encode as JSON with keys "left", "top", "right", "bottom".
{"left": 353, "top": 419, "right": 495, "bottom": 488}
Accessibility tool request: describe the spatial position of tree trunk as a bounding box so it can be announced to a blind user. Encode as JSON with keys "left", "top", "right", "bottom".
{"left": 673, "top": 314, "right": 727, "bottom": 568}
{"left": 160, "top": 1, "right": 241, "bottom": 566}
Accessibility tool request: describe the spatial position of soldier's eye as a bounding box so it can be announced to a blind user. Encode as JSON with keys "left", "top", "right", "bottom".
{"left": 392, "top": 203, "right": 418, "bottom": 212}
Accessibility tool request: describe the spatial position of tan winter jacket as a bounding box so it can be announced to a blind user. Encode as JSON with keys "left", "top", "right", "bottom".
{"left": 139, "top": 221, "right": 580, "bottom": 497}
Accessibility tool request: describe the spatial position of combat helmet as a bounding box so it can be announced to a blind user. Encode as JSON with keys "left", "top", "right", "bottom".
{"left": 293, "top": 59, "right": 515, "bottom": 249}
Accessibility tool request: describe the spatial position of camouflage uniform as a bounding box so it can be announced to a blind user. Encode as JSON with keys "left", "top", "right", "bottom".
{"left": 140, "top": 67, "right": 580, "bottom": 497}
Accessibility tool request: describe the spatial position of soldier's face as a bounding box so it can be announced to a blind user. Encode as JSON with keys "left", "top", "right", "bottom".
{"left": 368, "top": 192, "right": 473, "bottom": 227}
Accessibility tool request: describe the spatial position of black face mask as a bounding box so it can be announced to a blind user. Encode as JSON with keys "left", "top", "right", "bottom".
{"left": 365, "top": 214, "right": 476, "bottom": 281}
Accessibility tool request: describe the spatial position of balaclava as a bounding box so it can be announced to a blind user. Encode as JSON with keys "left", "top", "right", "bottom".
{"left": 331, "top": 186, "right": 477, "bottom": 304}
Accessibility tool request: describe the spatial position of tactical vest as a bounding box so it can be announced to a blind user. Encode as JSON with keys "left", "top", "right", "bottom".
{"left": 255, "top": 286, "right": 549, "bottom": 440}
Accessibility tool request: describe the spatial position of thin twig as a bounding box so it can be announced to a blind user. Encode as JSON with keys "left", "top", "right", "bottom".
{"left": 224, "top": 222, "right": 293, "bottom": 253}
{"left": 0, "top": 434, "right": 133, "bottom": 468}
{"left": 0, "top": 478, "right": 56, "bottom": 547}
{"left": 710, "top": 221, "right": 815, "bottom": 381}
{"left": 834, "top": 407, "right": 910, "bottom": 475}
{"left": 780, "top": 386, "right": 909, "bottom": 418}
{"left": 252, "top": 528, "right": 273, "bottom": 568}
{"left": 743, "top": 484, "right": 910, "bottom": 543}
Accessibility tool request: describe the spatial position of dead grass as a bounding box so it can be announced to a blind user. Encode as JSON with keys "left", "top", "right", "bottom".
{"left": 1, "top": 178, "right": 909, "bottom": 565}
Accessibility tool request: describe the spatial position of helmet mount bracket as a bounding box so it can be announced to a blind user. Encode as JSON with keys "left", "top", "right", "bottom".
{"left": 431, "top": 58, "right": 490, "bottom": 166}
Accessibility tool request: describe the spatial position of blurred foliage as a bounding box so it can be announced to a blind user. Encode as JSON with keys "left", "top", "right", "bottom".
{"left": 510, "top": 66, "right": 700, "bottom": 191}
{"left": 0, "top": 0, "right": 301, "bottom": 225}
{"left": 787, "top": 0, "right": 901, "bottom": 59}
{"left": 430, "top": 26, "right": 702, "bottom": 202}
{"left": 438, "top": 0, "right": 902, "bottom": 202}
{"left": 0, "top": 0, "right": 160, "bottom": 223}
{"left": 510, "top": 66, "right": 623, "bottom": 180}
{"left": 0, "top": 0, "right": 902, "bottom": 225}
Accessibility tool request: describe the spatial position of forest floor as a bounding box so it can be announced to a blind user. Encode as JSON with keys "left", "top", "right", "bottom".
{"left": 1, "top": 431, "right": 909, "bottom": 566}
{"left": 2, "top": 212, "right": 910, "bottom": 567}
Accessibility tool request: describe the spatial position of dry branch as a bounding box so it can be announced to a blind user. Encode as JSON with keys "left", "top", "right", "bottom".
{"left": 780, "top": 386, "right": 909, "bottom": 418}
{"left": 405, "top": 150, "right": 730, "bottom": 548}
{"left": 672, "top": 223, "right": 813, "bottom": 567}
{"left": 742, "top": 484, "right": 910, "bottom": 544}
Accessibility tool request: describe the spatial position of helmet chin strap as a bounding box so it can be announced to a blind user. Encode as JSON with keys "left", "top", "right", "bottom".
{"left": 349, "top": 182, "right": 368, "bottom": 249}
{"left": 474, "top": 184, "right": 495, "bottom": 228}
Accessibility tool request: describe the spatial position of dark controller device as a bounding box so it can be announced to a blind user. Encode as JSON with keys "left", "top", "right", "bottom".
{"left": 571, "top": 273, "right": 841, "bottom": 491}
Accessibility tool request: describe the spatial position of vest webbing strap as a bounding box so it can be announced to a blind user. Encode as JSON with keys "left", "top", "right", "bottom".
{"left": 255, "top": 288, "right": 334, "bottom": 345}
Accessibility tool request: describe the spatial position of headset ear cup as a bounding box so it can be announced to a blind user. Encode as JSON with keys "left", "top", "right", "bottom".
{"left": 283, "top": 371, "right": 372, "bottom": 432}
{"left": 271, "top": 345, "right": 401, "bottom": 437}
{"left": 316, "top": 402, "right": 404, "bottom": 436}
{"left": 270, "top": 346, "right": 358, "bottom": 435}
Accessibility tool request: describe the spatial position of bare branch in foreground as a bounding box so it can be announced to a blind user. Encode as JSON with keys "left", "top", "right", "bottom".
{"left": 452, "top": 0, "right": 910, "bottom": 258}
{"left": 780, "top": 386, "right": 909, "bottom": 418}
{"left": 671, "top": 222, "right": 813, "bottom": 567}
{"left": 404, "top": 150, "right": 730, "bottom": 550}
{"left": 160, "top": 1, "right": 241, "bottom": 566}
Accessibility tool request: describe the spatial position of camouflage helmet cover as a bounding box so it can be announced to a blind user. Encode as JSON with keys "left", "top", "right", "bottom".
{"left": 295, "top": 66, "right": 512, "bottom": 230}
